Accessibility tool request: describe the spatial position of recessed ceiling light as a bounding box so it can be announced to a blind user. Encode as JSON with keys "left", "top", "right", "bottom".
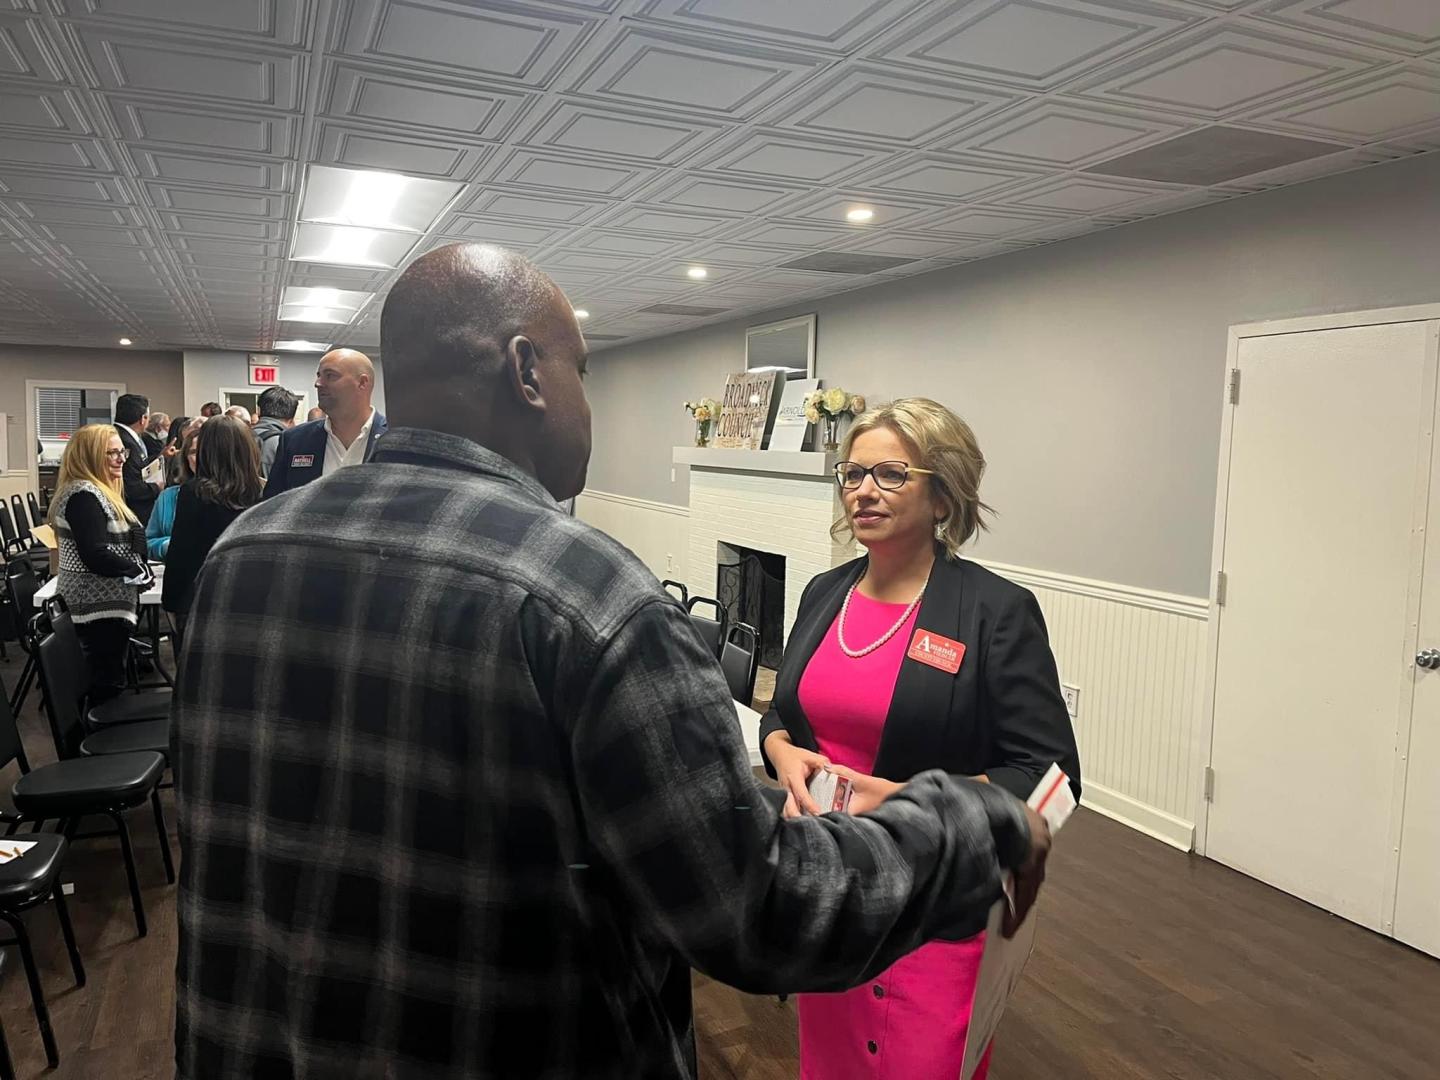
{"left": 687, "top": 266, "right": 708, "bottom": 279}
{"left": 573, "top": 308, "right": 590, "bottom": 319}
{"left": 118, "top": 337, "right": 132, "bottom": 346}
{"left": 291, "top": 222, "right": 416, "bottom": 269}
{"left": 846, "top": 207, "right": 875, "bottom": 222}
{"left": 273, "top": 339, "right": 331, "bottom": 352}
{"left": 300, "top": 166, "right": 462, "bottom": 234}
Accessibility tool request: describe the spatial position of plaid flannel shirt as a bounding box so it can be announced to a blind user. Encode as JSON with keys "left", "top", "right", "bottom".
{"left": 173, "top": 427, "right": 1033, "bottom": 1080}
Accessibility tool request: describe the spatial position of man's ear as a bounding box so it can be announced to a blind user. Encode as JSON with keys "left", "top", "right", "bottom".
{"left": 505, "top": 334, "right": 546, "bottom": 413}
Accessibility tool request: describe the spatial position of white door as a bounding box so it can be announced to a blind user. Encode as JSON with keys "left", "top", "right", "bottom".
{"left": 1396, "top": 324, "right": 1440, "bottom": 956}
{"left": 1208, "top": 320, "right": 1439, "bottom": 938}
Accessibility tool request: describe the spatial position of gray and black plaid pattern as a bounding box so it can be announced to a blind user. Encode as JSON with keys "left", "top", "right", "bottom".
{"left": 173, "top": 427, "right": 1032, "bottom": 1080}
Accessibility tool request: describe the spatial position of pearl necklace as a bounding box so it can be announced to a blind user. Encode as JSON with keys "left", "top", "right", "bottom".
{"left": 837, "top": 578, "right": 926, "bottom": 658}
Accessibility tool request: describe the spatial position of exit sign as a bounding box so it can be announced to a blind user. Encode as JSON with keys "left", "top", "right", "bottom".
{"left": 249, "top": 364, "right": 278, "bottom": 386}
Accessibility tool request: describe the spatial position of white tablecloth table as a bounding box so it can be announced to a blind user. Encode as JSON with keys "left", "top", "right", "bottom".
{"left": 736, "top": 700, "right": 764, "bottom": 768}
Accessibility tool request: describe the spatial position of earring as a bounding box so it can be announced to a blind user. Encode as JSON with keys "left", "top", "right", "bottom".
{"left": 934, "top": 519, "right": 947, "bottom": 540}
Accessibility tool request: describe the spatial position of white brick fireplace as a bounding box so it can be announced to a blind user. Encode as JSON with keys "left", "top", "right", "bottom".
{"left": 672, "top": 447, "right": 857, "bottom": 648}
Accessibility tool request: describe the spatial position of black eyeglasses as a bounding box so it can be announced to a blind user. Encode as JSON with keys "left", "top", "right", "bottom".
{"left": 834, "top": 460, "right": 935, "bottom": 491}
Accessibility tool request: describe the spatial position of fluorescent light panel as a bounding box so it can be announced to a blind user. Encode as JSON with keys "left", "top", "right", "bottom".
{"left": 300, "top": 166, "right": 461, "bottom": 234}
{"left": 291, "top": 222, "right": 417, "bottom": 269}
{"left": 278, "top": 304, "right": 360, "bottom": 324}
{"left": 281, "top": 286, "right": 371, "bottom": 310}
{"left": 273, "top": 339, "right": 331, "bottom": 352}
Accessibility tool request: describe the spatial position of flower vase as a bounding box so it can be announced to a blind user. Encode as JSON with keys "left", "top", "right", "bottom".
{"left": 695, "top": 419, "right": 712, "bottom": 447}
{"left": 823, "top": 415, "right": 840, "bottom": 453}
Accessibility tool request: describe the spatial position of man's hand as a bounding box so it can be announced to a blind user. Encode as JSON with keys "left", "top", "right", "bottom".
{"left": 1001, "top": 804, "right": 1051, "bottom": 939}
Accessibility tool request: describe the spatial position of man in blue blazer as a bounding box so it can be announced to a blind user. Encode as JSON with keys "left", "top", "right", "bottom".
{"left": 263, "top": 348, "right": 387, "bottom": 498}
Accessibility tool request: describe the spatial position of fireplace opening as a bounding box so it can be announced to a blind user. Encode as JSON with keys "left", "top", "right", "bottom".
{"left": 716, "top": 543, "right": 785, "bottom": 669}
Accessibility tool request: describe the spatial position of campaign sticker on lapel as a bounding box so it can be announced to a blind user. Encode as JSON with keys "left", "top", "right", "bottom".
{"left": 907, "top": 628, "right": 966, "bottom": 674}
{"left": 291, "top": 454, "right": 315, "bottom": 468}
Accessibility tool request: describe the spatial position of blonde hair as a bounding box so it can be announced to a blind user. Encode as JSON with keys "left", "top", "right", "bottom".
{"left": 831, "top": 397, "right": 994, "bottom": 560}
{"left": 50, "top": 423, "right": 139, "bottom": 526}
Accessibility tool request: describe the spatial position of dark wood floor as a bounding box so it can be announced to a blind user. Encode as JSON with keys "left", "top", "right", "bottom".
{"left": 2, "top": 650, "right": 1437, "bottom": 1079}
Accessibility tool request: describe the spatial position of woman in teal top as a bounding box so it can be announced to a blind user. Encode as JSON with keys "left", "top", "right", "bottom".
{"left": 146, "top": 426, "right": 199, "bottom": 559}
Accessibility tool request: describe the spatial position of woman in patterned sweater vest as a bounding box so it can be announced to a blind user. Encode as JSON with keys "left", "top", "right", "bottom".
{"left": 48, "top": 424, "right": 152, "bottom": 702}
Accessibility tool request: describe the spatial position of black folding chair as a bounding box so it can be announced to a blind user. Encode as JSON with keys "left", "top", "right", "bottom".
{"left": 685, "top": 596, "right": 728, "bottom": 661}
{"left": 3, "top": 560, "right": 40, "bottom": 717}
{"left": 0, "top": 506, "right": 21, "bottom": 561}
{"left": 5, "top": 500, "right": 29, "bottom": 550}
{"left": 24, "top": 494, "right": 41, "bottom": 533}
{"left": 661, "top": 579, "right": 689, "bottom": 605}
{"left": 5, "top": 645, "right": 168, "bottom": 938}
{"left": 33, "top": 598, "right": 170, "bottom": 729}
{"left": 720, "top": 622, "right": 760, "bottom": 706}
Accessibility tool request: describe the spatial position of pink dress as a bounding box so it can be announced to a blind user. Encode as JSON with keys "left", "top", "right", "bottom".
{"left": 795, "top": 591, "right": 992, "bottom": 1080}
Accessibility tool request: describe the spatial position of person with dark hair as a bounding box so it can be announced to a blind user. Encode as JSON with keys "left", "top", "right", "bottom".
{"left": 162, "top": 416, "right": 262, "bottom": 640}
{"left": 262, "top": 350, "right": 386, "bottom": 497}
{"left": 172, "top": 242, "right": 1052, "bottom": 1078}
{"left": 114, "top": 391, "right": 160, "bottom": 524}
{"left": 146, "top": 425, "right": 200, "bottom": 559}
{"left": 199, "top": 401, "right": 222, "bottom": 419}
{"left": 252, "top": 385, "right": 301, "bottom": 477}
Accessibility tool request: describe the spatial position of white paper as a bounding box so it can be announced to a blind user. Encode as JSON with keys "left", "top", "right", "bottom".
{"left": 959, "top": 765, "right": 1074, "bottom": 1080}
{"left": 0, "top": 840, "right": 37, "bottom": 863}
{"left": 767, "top": 378, "right": 820, "bottom": 452}
{"left": 805, "top": 769, "right": 854, "bottom": 814}
{"left": 141, "top": 455, "right": 165, "bottom": 486}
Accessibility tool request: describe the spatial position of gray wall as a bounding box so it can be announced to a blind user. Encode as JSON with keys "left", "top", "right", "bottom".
{"left": 1, "top": 344, "right": 184, "bottom": 470}
{"left": 584, "top": 152, "right": 1440, "bottom": 598}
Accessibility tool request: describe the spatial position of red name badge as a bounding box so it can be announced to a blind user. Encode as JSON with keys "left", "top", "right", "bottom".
{"left": 291, "top": 454, "right": 315, "bottom": 467}
{"left": 906, "top": 629, "right": 966, "bottom": 674}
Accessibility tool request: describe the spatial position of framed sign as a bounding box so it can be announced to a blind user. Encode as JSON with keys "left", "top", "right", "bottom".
{"left": 715, "top": 370, "right": 781, "bottom": 450}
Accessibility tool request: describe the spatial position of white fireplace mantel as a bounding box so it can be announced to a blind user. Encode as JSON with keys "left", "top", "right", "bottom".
{"left": 671, "top": 446, "right": 837, "bottom": 477}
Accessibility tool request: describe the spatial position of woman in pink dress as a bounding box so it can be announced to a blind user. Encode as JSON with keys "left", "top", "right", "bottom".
{"left": 758, "top": 398, "right": 1081, "bottom": 1079}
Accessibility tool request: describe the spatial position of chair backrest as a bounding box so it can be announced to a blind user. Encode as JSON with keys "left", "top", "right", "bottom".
{"left": 35, "top": 624, "right": 89, "bottom": 759}
{"left": 4, "top": 557, "right": 38, "bottom": 645}
{"left": 25, "top": 493, "right": 42, "bottom": 530}
{"left": 720, "top": 622, "right": 759, "bottom": 705}
{"left": 8, "top": 496, "right": 30, "bottom": 545}
{"left": 661, "top": 579, "right": 689, "bottom": 605}
{"left": 0, "top": 503, "right": 17, "bottom": 552}
{"left": 685, "top": 595, "right": 728, "bottom": 661}
{"left": 0, "top": 664, "right": 30, "bottom": 773}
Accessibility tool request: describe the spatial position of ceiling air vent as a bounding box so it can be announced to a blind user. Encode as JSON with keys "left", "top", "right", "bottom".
{"left": 1085, "top": 127, "right": 1343, "bottom": 186}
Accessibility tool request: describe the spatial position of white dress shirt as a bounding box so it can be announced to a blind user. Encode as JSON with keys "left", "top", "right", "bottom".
{"left": 323, "top": 408, "right": 375, "bottom": 475}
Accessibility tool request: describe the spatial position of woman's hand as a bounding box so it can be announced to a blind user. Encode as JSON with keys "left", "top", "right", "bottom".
{"left": 825, "top": 764, "right": 904, "bottom": 816}
{"left": 764, "top": 732, "right": 830, "bottom": 818}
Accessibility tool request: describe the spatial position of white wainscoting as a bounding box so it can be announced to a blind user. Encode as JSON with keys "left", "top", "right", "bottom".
{"left": 577, "top": 490, "right": 1209, "bottom": 850}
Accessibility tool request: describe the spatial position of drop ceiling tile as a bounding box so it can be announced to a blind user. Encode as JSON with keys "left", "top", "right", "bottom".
{"left": 158, "top": 213, "right": 287, "bottom": 241}
{"left": 0, "top": 170, "right": 130, "bottom": 203}
{"left": 336, "top": 0, "right": 600, "bottom": 86}
{"left": 518, "top": 99, "right": 729, "bottom": 165}
{"left": 129, "top": 150, "right": 292, "bottom": 192}
{"left": 0, "top": 133, "right": 113, "bottom": 171}
{"left": 723, "top": 219, "right": 861, "bottom": 248}
{"left": 168, "top": 234, "right": 286, "bottom": 258}
{"left": 483, "top": 146, "right": 657, "bottom": 197}
{"left": 1074, "top": 23, "right": 1381, "bottom": 119}
{"left": 778, "top": 190, "right": 952, "bottom": 230}
{"left": 848, "top": 153, "right": 1039, "bottom": 201}
{"left": 1243, "top": 67, "right": 1440, "bottom": 141}
{"left": 65, "top": 25, "right": 303, "bottom": 108}
{"left": 563, "top": 25, "right": 822, "bottom": 118}
{"left": 323, "top": 62, "right": 535, "bottom": 141}
{"left": 0, "top": 199, "right": 138, "bottom": 227}
{"left": 766, "top": 63, "right": 1018, "bottom": 146}
{"left": 313, "top": 121, "right": 489, "bottom": 180}
{"left": 55, "top": 0, "right": 315, "bottom": 48}
{"left": 104, "top": 95, "right": 298, "bottom": 156}
{"left": 635, "top": 258, "right": 750, "bottom": 282}
{"left": 0, "top": 86, "right": 91, "bottom": 134}
{"left": 942, "top": 99, "right": 1190, "bottom": 166}
{"left": 461, "top": 189, "right": 612, "bottom": 224}
{"left": 685, "top": 240, "right": 794, "bottom": 266}
{"left": 592, "top": 205, "right": 738, "bottom": 237}
{"left": 871, "top": 0, "right": 1197, "bottom": 91}
{"left": 38, "top": 221, "right": 155, "bottom": 248}
{"left": 848, "top": 231, "right": 971, "bottom": 259}
{"left": 571, "top": 230, "right": 685, "bottom": 256}
{"left": 430, "top": 217, "right": 566, "bottom": 249}
{"left": 0, "top": 12, "right": 67, "bottom": 82}
{"left": 694, "top": 128, "right": 890, "bottom": 183}
{"left": 1254, "top": 0, "right": 1440, "bottom": 56}
{"left": 142, "top": 184, "right": 290, "bottom": 218}
{"left": 912, "top": 205, "right": 1076, "bottom": 239}
{"left": 541, "top": 250, "right": 646, "bottom": 274}
{"left": 634, "top": 0, "right": 927, "bottom": 51}
{"left": 639, "top": 173, "right": 807, "bottom": 214}
{"left": 1001, "top": 174, "right": 1180, "bottom": 214}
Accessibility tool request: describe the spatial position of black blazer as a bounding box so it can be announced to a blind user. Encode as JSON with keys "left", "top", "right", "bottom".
{"left": 758, "top": 555, "right": 1081, "bottom": 804}
{"left": 261, "top": 412, "right": 388, "bottom": 499}
{"left": 162, "top": 481, "right": 248, "bottom": 615}
{"left": 115, "top": 423, "right": 158, "bottom": 524}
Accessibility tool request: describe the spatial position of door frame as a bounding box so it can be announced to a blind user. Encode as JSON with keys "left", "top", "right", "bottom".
{"left": 25, "top": 378, "right": 128, "bottom": 495}
{"left": 1196, "top": 305, "right": 1440, "bottom": 899}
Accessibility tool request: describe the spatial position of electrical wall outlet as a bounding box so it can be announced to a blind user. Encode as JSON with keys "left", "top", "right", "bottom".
{"left": 1061, "top": 683, "right": 1080, "bottom": 720}
{"left": 666, "top": 553, "right": 674, "bottom": 572}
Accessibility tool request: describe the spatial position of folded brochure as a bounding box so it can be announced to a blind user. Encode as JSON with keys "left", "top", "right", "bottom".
{"left": 960, "top": 763, "right": 1076, "bottom": 1080}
